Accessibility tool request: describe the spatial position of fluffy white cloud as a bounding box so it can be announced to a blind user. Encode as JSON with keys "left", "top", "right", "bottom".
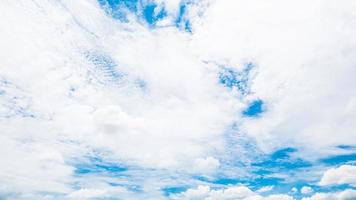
{"left": 319, "top": 165, "right": 356, "bottom": 186}
{"left": 302, "top": 189, "right": 356, "bottom": 200}
{"left": 301, "top": 186, "right": 313, "bottom": 194}
{"left": 171, "top": 185, "right": 294, "bottom": 200}
{"left": 0, "top": 0, "right": 237, "bottom": 166}
{"left": 192, "top": 0, "right": 356, "bottom": 154}
{"left": 0, "top": 0, "right": 238, "bottom": 197}
{"left": 1, "top": 0, "right": 356, "bottom": 199}
{"left": 193, "top": 157, "right": 220, "bottom": 174}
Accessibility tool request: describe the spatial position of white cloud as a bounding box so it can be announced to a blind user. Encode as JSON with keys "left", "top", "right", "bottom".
{"left": 257, "top": 186, "right": 274, "bottom": 193}
{"left": 172, "top": 185, "right": 294, "bottom": 200}
{"left": 319, "top": 165, "right": 356, "bottom": 186}
{"left": 192, "top": 0, "right": 356, "bottom": 155}
{"left": 67, "top": 188, "right": 109, "bottom": 199}
{"left": 0, "top": 0, "right": 238, "bottom": 197}
{"left": 0, "top": 140, "right": 73, "bottom": 194}
{"left": 67, "top": 186, "right": 130, "bottom": 200}
{"left": 301, "top": 186, "right": 313, "bottom": 194}
{"left": 302, "top": 189, "right": 356, "bottom": 200}
{"left": 1, "top": 0, "right": 356, "bottom": 199}
{"left": 193, "top": 157, "right": 220, "bottom": 174}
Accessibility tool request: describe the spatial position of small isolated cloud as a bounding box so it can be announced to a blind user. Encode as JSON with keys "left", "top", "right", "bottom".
{"left": 301, "top": 186, "right": 313, "bottom": 194}
{"left": 291, "top": 187, "right": 298, "bottom": 193}
{"left": 319, "top": 165, "right": 356, "bottom": 186}
{"left": 193, "top": 157, "right": 220, "bottom": 174}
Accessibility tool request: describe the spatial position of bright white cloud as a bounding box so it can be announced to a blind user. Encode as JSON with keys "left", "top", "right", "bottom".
{"left": 302, "top": 189, "right": 356, "bottom": 200}
{"left": 191, "top": 0, "right": 356, "bottom": 154}
{"left": 319, "top": 165, "right": 356, "bottom": 186}
{"left": 171, "top": 185, "right": 294, "bottom": 200}
{"left": 193, "top": 157, "right": 220, "bottom": 174}
{"left": 1, "top": 0, "right": 356, "bottom": 199}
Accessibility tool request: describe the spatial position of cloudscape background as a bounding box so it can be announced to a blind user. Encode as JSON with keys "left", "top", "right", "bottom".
{"left": 1, "top": 0, "right": 356, "bottom": 199}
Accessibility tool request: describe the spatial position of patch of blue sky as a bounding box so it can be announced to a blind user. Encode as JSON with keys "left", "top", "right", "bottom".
{"left": 219, "top": 62, "right": 254, "bottom": 95}
{"left": 97, "top": 0, "right": 194, "bottom": 32}
{"left": 270, "top": 182, "right": 312, "bottom": 200}
{"left": 320, "top": 153, "right": 356, "bottom": 165}
{"left": 275, "top": 158, "right": 312, "bottom": 170}
{"left": 211, "top": 178, "right": 241, "bottom": 186}
{"left": 97, "top": 0, "right": 138, "bottom": 22}
{"left": 252, "top": 147, "right": 312, "bottom": 171}
{"left": 97, "top": 0, "right": 165, "bottom": 26}
{"left": 142, "top": 3, "right": 167, "bottom": 26}
{"left": 336, "top": 145, "right": 356, "bottom": 150}
{"left": 252, "top": 169, "right": 274, "bottom": 176}
{"left": 243, "top": 99, "right": 264, "bottom": 117}
{"left": 175, "top": 3, "right": 192, "bottom": 32}
{"left": 74, "top": 156, "right": 127, "bottom": 176}
{"left": 271, "top": 147, "right": 297, "bottom": 160}
{"left": 243, "top": 148, "right": 314, "bottom": 195}
{"left": 161, "top": 186, "right": 188, "bottom": 196}
{"left": 246, "top": 148, "right": 356, "bottom": 197}
{"left": 250, "top": 177, "right": 284, "bottom": 188}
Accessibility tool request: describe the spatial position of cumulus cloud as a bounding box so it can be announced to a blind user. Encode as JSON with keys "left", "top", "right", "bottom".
{"left": 0, "top": 0, "right": 237, "bottom": 197}
{"left": 1, "top": 0, "right": 356, "bottom": 199}
{"left": 319, "top": 165, "right": 356, "bottom": 186}
{"left": 171, "top": 185, "right": 294, "bottom": 200}
{"left": 193, "top": 157, "right": 220, "bottom": 174}
{"left": 301, "top": 186, "right": 313, "bottom": 194}
{"left": 192, "top": 0, "right": 356, "bottom": 153}
{"left": 302, "top": 189, "right": 356, "bottom": 200}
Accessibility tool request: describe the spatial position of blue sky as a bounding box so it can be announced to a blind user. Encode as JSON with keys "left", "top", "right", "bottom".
{"left": 0, "top": 0, "right": 356, "bottom": 200}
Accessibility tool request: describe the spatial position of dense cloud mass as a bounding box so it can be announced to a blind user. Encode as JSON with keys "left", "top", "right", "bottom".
{"left": 0, "top": 0, "right": 356, "bottom": 199}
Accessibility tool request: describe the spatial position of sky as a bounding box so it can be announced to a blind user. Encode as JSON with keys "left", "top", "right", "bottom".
{"left": 0, "top": 0, "right": 356, "bottom": 199}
